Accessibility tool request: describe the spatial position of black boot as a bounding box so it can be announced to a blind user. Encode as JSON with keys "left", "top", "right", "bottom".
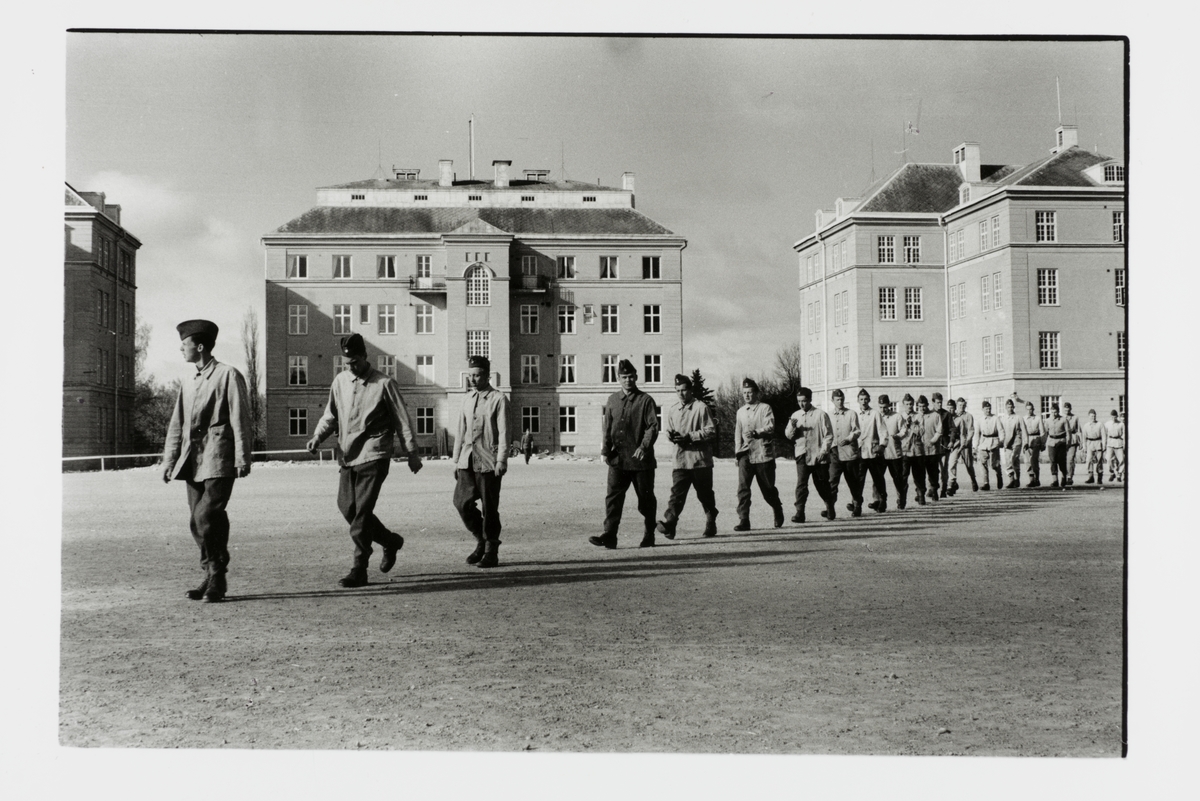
{"left": 203, "top": 572, "right": 226, "bottom": 603}
{"left": 338, "top": 564, "right": 368, "bottom": 588}
{"left": 478, "top": 540, "right": 501, "bottom": 568}
{"left": 466, "top": 536, "right": 486, "bottom": 565}
{"left": 186, "top": 575, "right": 209, "bottom": 601}
{"left": 702, "top": 510, "right": 718, "bottom": 538}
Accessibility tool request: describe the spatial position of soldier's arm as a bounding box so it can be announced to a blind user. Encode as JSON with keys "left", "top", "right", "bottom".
{"left": 228, "top": 368, "right": 254, "bottom": 476}
{"left": 495, "top": 394, "right": 510, "bottom": 474}
{"left": 162, "top": 386, "right": 185, "bottom": 482}
{"left": 639, "top": 396, "right": 658, "bottom": 451}
{"left": 308, "top": 386, "right": 339, "bottom": 451}
{"left": 693, "top": 404, "right": 717, "bottom": 442}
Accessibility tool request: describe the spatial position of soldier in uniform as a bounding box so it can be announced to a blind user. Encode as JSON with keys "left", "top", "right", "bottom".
{"left": 974, "top": 400, "right": 1002, "bottom": 491}
{"left": 1061, "top": 402, "right": 1082, "bottom": 486}
{"left": 948, "top": 397, "right": 979, "bottom": 494}
{"left": 1022, "top": 401, "right": 1047, "bottom": 488}
{"left": 856, "top": 389, "right": 889, "bottom": 513}
{"left": 1081, "top": 409, "right": 1108, "bottom": 484}
{"left": 879, "top": 394, "right": 910, "bottom": 510}
{"left": 1104, "top": 410, "right": 1126, "bottom": 482}
{"left": 917, "top": 396, "right": 944, "bottom": 502}
{"left": 784, "top": 386, "right": 835, "bottom": 522}
{"left": 591, "top": 359, "right": 659, "bottom": 548}
{"left": 657, "top": 374, "right": 719, "bottom": 539}
{"left": 998, "top": 398, "right": 1026, "bottom": 489}
{"left": 1044, "top": 403, "right": 1070, "bottom": 489}
{"left": 901, "top": 394, "right": 928, "bottom": 505}
{"left": 162, "top": 320, "right": 253, "bottom": 603}
{"left": 307, "top": 333, "right": 423, "bottom": 587}
{"left": 521, "top": 429, "right": 534, "bottom": 465}
{"left": 931, "top": 393, "right": 957, "bottom": 496}
{"left": 827, "top": 389, "right": 864, "bottom": 517}
{"left": 733, "top": 378, "right": 785, "bottom": 531}
{"left": 451, "top": 355, "right": 509, "bottom": 568}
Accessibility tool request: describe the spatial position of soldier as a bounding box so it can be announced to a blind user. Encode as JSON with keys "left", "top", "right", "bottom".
{"left": 998, "top": 398, "right": 1026, "bottom": 489}
{"left": 451, "top": 355, "right": 509, "bottom": 568}
{"left": 1081, "top": 409, "right": 1108, "bottom": 484}
{"left": 879, "top": 394, "right": 910, "bottom": 510}
{"left": 733, "top": 378, "right": 785, "bottom": 531}
{"left": 856, "top": 389, "right": 889, "bottom": 513}
{"left": 1061, "top": 402, "right": 1082, "bottom": 486}
{"left": 656, "top": 374, "right": 719, "bottom": 539}
{"left": 916, "top": 395, "right": 944, "bottom": 502}
{"left": 1044, "top": 403, "right": 1070, "bottom": 490}
{"left": 900, "top": 394, "right": 928, "bottom": 505}
{"left": 931, "top": 393, "right": 957, "bottom": 496}
{"left": 591, "top": 359, "right": 659, "bottom": 549}
{"left": 948, "top": 397, "right": 979, "bottom": 494}
{"left": 162, "top": 320, "right": 253, "bottom": 603}
{"left": 1022, "top": 401, "right": 1047, "bottom": 488}
{"left": 307, "top": 333, "right": 423, "bottom": 588}
{"left": 1104, "top": 410, "right": 1126, "bottom": 482}
{"left": 521, "top": 428, "right": 534, "bottom": 465}
{"left": 827, "top": 389, "right": 864, "bottom": 517}
{"left": 974, "top": 400, "right": 1002, "bottom": 491}
{"left": 783, "top": 386, "right": 835, "bottom": 522}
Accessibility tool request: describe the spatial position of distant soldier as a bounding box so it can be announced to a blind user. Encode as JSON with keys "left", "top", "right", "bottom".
{"left": 855, "top": 389, "right": 889, "bottom": 513}
{"left": 1081, "top": 409, "right": 1108, "bottom": 484}
{"left": 998, "top": 398, "right": 1026, "bottom": 489}
{"left": 451, "top": 355, "right": 509, "bottom": 568}
{"left": 591, "top": 359, "right": 659, "bottom": 549}
{"left": 827, "top": 389, "right": 864, "bottom": 517}
{"left": 1044, "top": 403, "right": 1070, "bottom": 489}
{"left": 783, "top": 386, "right": 835, "bottom": 522}
{"left": 931, "top": 393, "right": 957, "bottom": 496}
{"left": 900, "top": 394, "right": 928, "bottom": 505}
{"left": 974, "top": 400, "right": 1002, "bottom": 491}
{"left": 1061, "top": 402, "right": 1082, "bottom": 486}
{"left": 1104, "top": 410, "right": 1126, "bottom": 482}
{"left": 916, "top": 395, "right": 944, "bottom": 502}
{"left": 733, "top": 378, "right": 785, "bottom": 531}
{"left": 1022, "top": 401, "right": 1047, "bottom": 488}
{"left": 657, "top": 373, "right": 720, "bottom": 539}
{"left": 521, "top": 428, "right": 534, "bottom": 465}
{"left": 162, "top": 319, "right": 253, "bottom": 603}
{"left": 879, "top": 394, "right": 910, "bottom": 510}
{"left": 948, "top": 398, "right": 978, "bottom": 494}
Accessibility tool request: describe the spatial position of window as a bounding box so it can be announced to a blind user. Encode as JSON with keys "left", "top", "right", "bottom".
{"left": 334, "top": 355, "right": 349, "bottom": 374}
{"left": 956, "top": 230, "right": 966, "bottom": 261}
{"left": 992, "top": 272, "right": 1002, "bottom": 309}
{"left": 602, "top": 355, "right": 618, "bottom": 384}
{"left": 1119, "top": 395, "right": 1125, "bottom": 416}
{"left": 877, "top": 235, "right": 895, "bottom": 263}
{"left": 378, "top": 304, "right": 396, "bottom": 334}
{"left": 995, "top": 334, "right": 1004, "bottom": 371}
{"left": 1113, "top": 211, "right": 1125, "bottom": 243}
{"left": 417, "top": 355, "right": 435, "bottom": 385}
{"left": 840, "top": 347, "right": 850, "bottom": 380}
{"left": 557, "top": 256, "right": 576, "bottom": 279}
{"left": 415, "top": 304, "right": 434, "bottom": 334}
{"left": 957, "top": 282, "right": 966, "bottom": 319}
{"left": 840, "top": 291, "right": 849, "bottom": 325}
{"left": 600, "top": 256, "right": 619, "bottom": 279}
{"left": 951, "top": 342, "right": 960, "bottom": 377}
{"left": 416, "top": 408, "right": 435, "bottom": 435}
{"left": 1104, "top": 164, "right": 1125, "bottom": 183}
{"left": 903, "top": 235, "right": 921, "bottom": 264}
{"left": 1035, "top": 211, "right": 1057, "bottom": 243}
{"left": 466, "top": 331, "right": 490, "bottom": 359}
{"left": 981, "top": 275, "right": 992, "bottom": 311}
{"left": 983, "top": 336, "right": 993, "bottom": 373}
{"left": 880, "top": 345, "right": 897, "bottom": 377}
{"left": 1041, "top": 396, "right": 1061, "bottom": 416}
{"left": 520, "top": 305, "right": 539, "bottom": 335}
{"left": 288, "top": 304, "right": 308, "bottom": 335}
{"left": 288, "top": 355, "right": 308, "bottom": 386}
{"left": 287, "top": 255, "right": 308, "bottom": 279}
{"left": 468, "top": 194, "right": 482, "bottom": 201}
{"left": 958, "top": 340, "right": 967, "bottom": 376}
{"left": 289, "top": 408, "right": 307, "bottom": 436}
{"left": 644, "top": 354, "right": 662, "bottom": 384}
{"left": 642, "top": 256, "right": 661, "bottom": 279}
{"left": 522, "top": 407, "right": 541, "bottom": 433}
{"left": 414, "top": 194, "right": 428, "bottom": 201}
{"left": 333, "top": 255, "right": 352, "bottom": 279}
{"left": 905, "top": 344, "right": 923, "bottom": 377}
{"left": 979, "top": 220, "right": 990, "bottom": 251}
{"left": 521, "top": 195, "right": 535, "bottom": 202}
{"left": 359, "top": 305, "right": 370, "bottom": 326}
{"left": 1038, "top": 331, "right": 1061, "bottom": 369}
{"left": 377, "top": 255, "right": 396, "bottom": 279}
{"left": 466, "top": 264, "right": 490, "bottom": 306}
{"left": 1115, "top": 269, "right": 1126, "bottom": 306}
{"left": 950, "top": 284, "right": 959, "bottom": 320}
{"left": 948, "top": 232, "right": 957, "bottom": 262}
{"left": 332, "top": 304, "right": 351, "bottom": 334}
{"left": 560, "top": 406, "right": 577, "bottom": 433}
{"left": 806, "top": 303, "right": 814, "bottom": 333}
{"left": 583, "top": 304, "right": 596, "bottom": 324}
{"left": 558, "top": 305, "right": 577, "bottom": 334}
{"left": 414, "top": 255, "right": 431, "bottom": 283}
{"left": 834, "top": 293, "right": 843, "bottom": 326}
{"left": 960, "top": 185, "right": 971, "bottom": 205}
{"left": 904, "top": 287, "right": 923, "bottom": 321}
{"left": 521, "top": 255, "right": 537, "bottom": 276}
{"left": 832, "top": 244, "right": 840, "bottom": 272}
{"left": 377, "top": 355, "right": 396, "bottom": 378}
{"left": 814, "top": 300, "right": 822, "bottom": 331}
{"left": 879, "top": 287, "right": 896, "bottom": 321}
{"left": 841, "top": 240, "right": 848, "bottom": 269}
{"left": 992, "top": 216, "right": 1001, "bottom": 247}
{"left": 521, "top": 355, "right": 540, "bottom": 385}
{"left": 559, "top": 355, "right": 576, "bottom": 384}
{"left": 1118, "top": 331, "right": 1126, "bottom": 369}
{"left": 643, "top": 305, "right": 661, "bottom": 334}
{"left": 600, "top": 304, "right": 619, "bottom": 333}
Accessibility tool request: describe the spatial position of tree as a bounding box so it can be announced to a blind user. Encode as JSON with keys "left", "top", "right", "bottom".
{"left": 130, "top": 319, "right": 177, "bottom": 455}
{"left": 711, "top": 342, "right": 805, "bottom": 459}
{"left": 690, "top": 368, "right": 715, "bottom": 408}
{"left": 773, "top": 341, "right": 803, "bottom": 398}
{"left": 241, "top": 307, "right": 265, "bottom": 449}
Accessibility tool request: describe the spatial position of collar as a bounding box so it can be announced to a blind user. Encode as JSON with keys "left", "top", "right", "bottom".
{"left": 194, "top": 357, "right": 218, "bottom": 378}
{"left": 621, "top": 387, "right": 642, "bottom": 400}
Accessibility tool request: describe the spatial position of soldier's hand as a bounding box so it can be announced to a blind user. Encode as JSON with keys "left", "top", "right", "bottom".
{"left": 237, "top": 464, "right": 251, "bottom": 478}
{"left": 162, "top": 466, "right": 172, "bottom": 484}
{"left": 633, "top": 446, "right": 645, "bottom": 461}
{"left": 496, "top": 462, "right": 508, "bottom": 477}
{"left": 305, "top": 436, "right": 320, "bottom": 454}
{"left": 407, "top": 453, "right": 423, "bottom": 474}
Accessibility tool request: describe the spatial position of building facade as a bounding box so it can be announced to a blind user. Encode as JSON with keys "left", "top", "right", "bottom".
{"left": 63, "top": 184, "right": 141, "bottom": 457}
{"left": 262, "top": 160, "right": 686, "bottom": 456}
{"left": 794, "top": 125, "right": 1126, "bottom": 417}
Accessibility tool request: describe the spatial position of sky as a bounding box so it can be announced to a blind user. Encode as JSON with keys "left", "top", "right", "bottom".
{"left": 65, "top": 34, "right": 1125, "bottom": 390}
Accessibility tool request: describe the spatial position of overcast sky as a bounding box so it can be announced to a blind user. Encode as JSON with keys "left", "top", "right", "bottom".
{"left": 66, "top": 34, "right": 1124, "bottom": 389}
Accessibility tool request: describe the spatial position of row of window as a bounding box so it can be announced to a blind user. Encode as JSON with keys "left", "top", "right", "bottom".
{"left": 95, "top": 236, "right": 135, "bottom": 283}
{"left": 285, "top": 254, "right": 665, "bottom": 282}
{"left": 526, "top": 304, "right": 663, "bottom": 335}
{"left": 92, "top": 349, "right": 133, "bottom": 388}
{"left": 288, "top": 404, "right": 588, "bottom": 437}
{"left": 95, "top": 289, "right": 133, "bottom": 335}
{"left": 549, "top": 255, "right": 661, "bottom": 281}
{"left": 520, "top": 354, "right": 665, "bottom": 385}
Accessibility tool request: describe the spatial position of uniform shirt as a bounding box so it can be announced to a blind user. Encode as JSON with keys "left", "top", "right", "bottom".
{"left": 1103, "top": 420, "right": 1125, "bottom": 447}
{"left": 735, "top": 401, "right": 776, "bottom": 464}
{"left": 665, "top": 398, "right": 717, "bottom": 470}
{"left": 785, "top": 405, "right": 833, "bottom": 465}
{"left": 830, "top": 407, "right": 861, "bottom": 462}
{"left": 602, "top": 388, "right": 658, "bottom": 470}
{"left": 880, "top": 410, "right": 909, "bottom": 460}
{"left": 163, "top": 357, "right": 253, "bottom": 481}
{"left": 1024, "top": 414, "right": 1047, "bottom": 449}
{"left": 999, "top": 412, "right": 1026, "bottom": 449}
{"left": 856, "top": 407, "right": 887, "bottom": 459}
{"left": 935, "top": 406, "right": 957, "bottom": 450}
{"left": 954, "top": 411, "right": 976, "bottom": 449}
{"left": 311, "top": 366, "right": 418, "bottom": 467}
{"left": 1082, "top": 421, "right": 1108, "bottom": 448}
{"left": 920, "top": 411, "right": 945, "bottom": 454}
{"left": 902, "top": 411, "right": 925, "bottom": 457}
{"left": 976, "top": 414, "right": 1001, "bottom": 452}
{"left": 1045, "top": 415, "right": 1069, "bottom": 442}
{"left": 1063, "top": 413, "right": 1081, "bottom": 446}
{"left": 452, "top": 387, "right": 509, "bottom": 473}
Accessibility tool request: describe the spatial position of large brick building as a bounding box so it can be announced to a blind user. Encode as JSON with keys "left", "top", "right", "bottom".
{"left": 794, "top": 125, "right": 1126, "bottom": 417}
{"left": 63, "top": 183, "right": 141, "bottom": 457}
{"left": 261, "top": 159, "right": 686, "bottom": 456}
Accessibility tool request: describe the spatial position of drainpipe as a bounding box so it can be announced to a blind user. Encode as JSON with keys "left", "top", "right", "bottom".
{"left": 818, "top": 231, "right": 828, "bottom": 406}
{"left": 940, "top": 216, "right": 952, "bottom": 402}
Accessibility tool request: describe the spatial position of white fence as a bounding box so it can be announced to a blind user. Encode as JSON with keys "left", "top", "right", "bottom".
{"left": 62, "top": 448, "right": 333, "bottom": 471}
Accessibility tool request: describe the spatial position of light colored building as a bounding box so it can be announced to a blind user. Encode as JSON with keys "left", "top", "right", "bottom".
{"left": 63, "top": 183, "right": 141, "bottom": 457}
{"left": 262, "top": 160, "right": 686, "bottom": 456}
{"left": 794, "top": 125, "right": 1126, "bottom": 417}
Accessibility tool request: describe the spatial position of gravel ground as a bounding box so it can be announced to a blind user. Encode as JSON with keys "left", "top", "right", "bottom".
{"left": 60, "top": 456, "right": 1125, "bottom": 758}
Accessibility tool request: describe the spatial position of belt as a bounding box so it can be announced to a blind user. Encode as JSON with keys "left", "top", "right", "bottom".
{"left": 1086, "top": 437, "right": 1103, "bottom": 441}
{"left": 1048, "top": 434, "right": 1066, "bottom": 439}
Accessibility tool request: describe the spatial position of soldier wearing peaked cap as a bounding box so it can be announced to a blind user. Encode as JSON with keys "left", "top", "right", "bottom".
{"left": 307, "top": 333, "right": 423, "bottom": 587}
{"left": 591, "top": 358, "right": 659, "bottom": 549}
{"left": 162, "top": 319, "right": 254, "bottom": 603}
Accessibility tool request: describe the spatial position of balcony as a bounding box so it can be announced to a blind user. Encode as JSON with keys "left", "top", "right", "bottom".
{"left": 512, "top": 274, "right": 550, "bottom": 293}
{"left": 408, "top": 275, "right": 447, "bottom": 293}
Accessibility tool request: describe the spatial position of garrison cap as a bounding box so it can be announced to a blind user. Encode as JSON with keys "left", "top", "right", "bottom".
{"left": 340, "top": 333, "right": 367, "bottom": 357}
{"left": 917, "top": 395, "right": 929, "bottom": 406}
{"left": 743, "top": 377, "right": 761, "bottom": 392}
{"left": 795, "top": 385, "right": 812, "bottom": 400}
{"left": 902, "top": 393, "right": 914, "bottom": 403}
{"left": 468, "top": 354, "right": 491, "bottom": 371}
{"left": 674, "top": 373, "right": 692, "bottom": 387}
{"left": 877, "top": 393, "right": 890, "bottom": 406}
{"left": 956, "top": 397, "right": 966, "bottom": 405}
{"left": 177, "top": 319, "right": 218, "bottom": 342}
{"left": 858, "top": 388, "right": 871, "bottom": 400}
{"left": 618, "top": 358, "right": 637, "bottom": 376}
{"left": 931, "top": 391, "right": 943, "bottom": 401}
{"left": 831, "top": 388, "right": 844, "bottom": 399}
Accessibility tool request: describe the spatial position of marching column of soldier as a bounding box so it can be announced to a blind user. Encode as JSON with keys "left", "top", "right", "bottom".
{"left": 161, "top": 321, "right": 1125, "bottom": 601}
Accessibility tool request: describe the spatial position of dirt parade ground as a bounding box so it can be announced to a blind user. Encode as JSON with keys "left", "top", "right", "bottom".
{"left": 57, "top": 454, "right": 1128, "bottom": 761}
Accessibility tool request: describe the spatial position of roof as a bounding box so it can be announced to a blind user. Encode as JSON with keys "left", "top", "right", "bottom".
{"left": 323, "top": 177, "right": 616, "bottom": 192}
{"left": 857, "top": 163, "right": 964, "bottom": 214}
{"left": 268, "top": 207, "right": 676, "bottom": 237}
{"left": 989, "top": 147, "right": 1115, "bottom": 188}
{"left": 65, "top": 184, "right": 92, "bottom": 207}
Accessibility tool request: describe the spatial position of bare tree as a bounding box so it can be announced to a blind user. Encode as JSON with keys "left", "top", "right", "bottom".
{"left": 774, "top": 340, "right": 803, "bottom": 397}
{"left": 241, "top": 307, "right": 265, "bottom": 449}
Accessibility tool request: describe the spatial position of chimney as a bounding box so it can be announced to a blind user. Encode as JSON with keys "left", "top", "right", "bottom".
{"left": 1051, "top": 124, "right": 1078, "bottom": 154}
{"left": 438, "top": 160, "right": 454, "bottom": 187}
{"left": 953, "top": 143, "right": 981, "bottom": 183}
{"left": 622, "top": 172, "right": 635, "bottom": 193}
{"left": 492, "top": 160, "right": 511, "bottom": 188}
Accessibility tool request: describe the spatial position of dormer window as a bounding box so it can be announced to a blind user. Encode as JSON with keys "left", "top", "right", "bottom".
{"left": 1057, "top": 130, "right": 1064, "bottom": 148}
{"left": 1103, "top": 164, "right": 1125, "bottom": 183}
{"left": 413, "top": 194, "right": 428, "bottom": 201}
{"left": 582, "top": 196, "right": 596, "bottom": 202}
{"left": 350, "top": 193, "right": 365, "bottom": 201}
{"left": 521, "top": 195, "right": 535, "bottom": 202}
{"left": 960, "top": 185, "right": 971, "bottom": 205}
{"left": 394, "top": 169, "right": 420, "bottom": 180}
{"left": 468, "top": 194, "right": 482, "bottom": 201}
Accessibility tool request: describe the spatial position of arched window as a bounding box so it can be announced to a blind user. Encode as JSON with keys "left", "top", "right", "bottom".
{"left": 466, "top": 264, "right": 490, "bottom": 306}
